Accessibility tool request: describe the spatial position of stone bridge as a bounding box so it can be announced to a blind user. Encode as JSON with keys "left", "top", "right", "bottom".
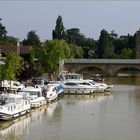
{"left": 61, "top": 59, "right": 140, "bottom": 76}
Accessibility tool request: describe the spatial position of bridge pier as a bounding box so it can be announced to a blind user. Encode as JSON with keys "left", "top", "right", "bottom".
{"left": 106, "top": 67, "right": 115, "bottom": 76}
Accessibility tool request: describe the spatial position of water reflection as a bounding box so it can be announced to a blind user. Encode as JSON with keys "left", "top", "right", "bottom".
{"left": 1, "top": 76, "right": 140, "bottom": 140}
{"left": 47, "top": 102, "right": 62, "bottom": 121}
{"left": 0, "top": 106, "right": 47, "bottom": 140}
{"left": 106, "top": 76, "right": 140, "bottom": 85}
{"left": 63, "top": 94, "right": 113, "bottom": 105}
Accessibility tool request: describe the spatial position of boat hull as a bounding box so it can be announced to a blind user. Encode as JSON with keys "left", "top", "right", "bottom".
{"left": 0, "top": 109, "right": 31, "bottom": 121}
{"left": 63, "top": 88, "right": 94, "bottom": 94}
{"left": 46, "top": 95, "right": 58, "bottom": 103}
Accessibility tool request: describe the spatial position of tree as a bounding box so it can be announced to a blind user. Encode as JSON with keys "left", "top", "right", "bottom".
{"left": 120, "top": 48, "right": 134, "bottom": 59}
{"left": 24, "top": 49, "right": 35, "bottom": 64}
{"left": 0, "top": 18, "right": 7, "bottom": 41}
{"left": 113, "top": 34, "right": 135, "bottom": 57}
{"left": 65, "top": 28, "right": 96, "bottom": 58}
{"left": 65, "top": 28, "right": 85, "bottom": 45}
{"left": 22, "top": 30, "right": 40, "bottom": 46}
{"left": 52, "top": 15, "right": 65, "bottom": 40}
{"left": 4, "top": 36, "right": 18, "bottom": 45}
{"left": 39, "top": 40, "right": 70, "bottom": 79}
{"left": 2, "top": 52, "right": 24, "bottom": 80}
{"left": 69, "top": 44, "right": 83, "bottom": 58}
{"left": 98, "top": 29, "right": 110, "bottom": 58}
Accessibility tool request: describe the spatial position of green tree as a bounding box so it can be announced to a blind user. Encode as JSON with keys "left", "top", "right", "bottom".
{"left": 22, "top": 30, "right": 40, "bottom": 46}
{"left": 65, "top": 28, "right": 85, "bottom": 45}
{"left": 120, "top": 48, "right": 134, "bottom": 59}
{"left": 52, "top": 15, "right": 65, "bottom": 40}
{"left": 98, "top": 29, "right": 110, "bottom": 58}
{"left": 69, "top": 44, "right": 83, "bottom": 58}
{"left": 65, "top": 28, "right": 96, "bottom": 58}
{"left": 4, "top": 36, "right": 18, "bottom": 45}
{"left": 113, "top": 34, "right": 135, "bottom": 57}
{"left": 0, "top": 18, "right": 7, "bottom": 41}
{"left": 40, "top": 40, "right": 70, "bottom": 79}
{"left": 24, "top": 49, "right": 35, "bottom": 64}
{"left": 2, "top": 52, "right": 24, "bottom": 80}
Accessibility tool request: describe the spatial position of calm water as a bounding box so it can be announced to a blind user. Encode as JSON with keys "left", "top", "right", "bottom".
{"left": 0, "top": 77, "right": 140, "bottom": 140}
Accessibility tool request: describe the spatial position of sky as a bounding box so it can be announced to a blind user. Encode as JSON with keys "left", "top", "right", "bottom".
{"left": 0, "top": 0, "right": 140, "bottom": 41}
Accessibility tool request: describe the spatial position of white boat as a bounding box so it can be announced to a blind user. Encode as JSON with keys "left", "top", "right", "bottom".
{"left": 0, "top": 80, "right": 25, "bottom": 91}
{"left": 48, "top": 82, "right": 64, "bottom": 97}
{"left": 79, "top": 80, "right": 104, "bottom": 93}
{"left": 0, "top": 105, "right": 47, "bottom": 137}
{"left": 57, "top": 71, "right": 83, "bottom": 83}
{"left": 18, "top": 86, "right": 46, "bottom": 108}
{"left": 0, "top": 93, "right": 31, "bottom": 121}
{"left": 62, "top": 81, "right": 95, "bottom": 94}
{"left": 104, "top": 83, "right": 114, "bottom": 92}
{"left": 91, "top": 80, "right": 114, "bottom": 92}
{"left": 58, "top": 72, "right": 114, "bottom": 93}
{"left": 44, "top": 84, "right": 58, "bottom": 103}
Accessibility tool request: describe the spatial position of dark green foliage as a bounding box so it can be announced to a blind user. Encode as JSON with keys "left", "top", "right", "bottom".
{"left": 114, "top": 34, "right": 135, "bottom": 57}
{"left": 65, "top": 28, "right": 96, "bottom": 58}
{"left": 98, "top": 29, "right": 109, "bottom": 58}
{"left": 0, "top": 19, "right": 18, "bottom": 45}
{"left": 52, "top": 15, "right": 65, "bottom": 40}
{"left": 0, "top": 18, "right": 7, "bottom": 41}
{"left": 22, "top": 30, "right": 40, "bottom": 46}
{"left": 24, "top": 49, "right": 35, "bottom": 64}
{"left": 65, "top": 28, "right": 85, "bottom": 45}
{"left": 120, "top": 48, "right": 135, "bottom": 59}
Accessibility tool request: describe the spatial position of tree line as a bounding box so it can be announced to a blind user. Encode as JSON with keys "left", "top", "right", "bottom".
{"left": 0, "top": 15, "right": 136, "bottom": 80}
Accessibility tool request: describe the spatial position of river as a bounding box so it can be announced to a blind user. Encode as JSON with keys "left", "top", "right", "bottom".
{"left": 0, "top": 77, "right": 140, "bottom": 140}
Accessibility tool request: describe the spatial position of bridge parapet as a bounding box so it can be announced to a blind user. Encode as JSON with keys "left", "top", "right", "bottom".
{"left": 65, "top": 59, "right": 140, "bottom": 64}
{"left": 63, "top": 59, "right": 140, "bottom": 76}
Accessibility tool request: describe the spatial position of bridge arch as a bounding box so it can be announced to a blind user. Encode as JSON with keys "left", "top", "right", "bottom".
{"left": 63, "top": 59, "right": 140, "bottom": 76}
{"left": 115, "top": 66, "right": 140, "bottom": 76}
{"left": 77, "top": 66, "right": 105, "bottom": 77}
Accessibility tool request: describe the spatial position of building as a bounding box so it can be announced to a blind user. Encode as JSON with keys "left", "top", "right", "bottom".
{"left": 0, "top": 45, "right": 32, "bottom": 56}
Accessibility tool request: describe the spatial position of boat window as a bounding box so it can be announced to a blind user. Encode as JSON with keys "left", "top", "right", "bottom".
{"left": 53, "top": 87, "right": 56, "bottom": 91}
{"left": 11, "top": 106, "right": 13, "bottom": 111}
{"left": 80, "top": 82, "right": 90, "bottom": 85}
{"left": 65, "top": 83, "right": 77, "bottom": 86}
{"left": 0, "top": 106, "right": 3, "bottom": 110}
{"left": 8, "top": 106, "right": 10, "bottom": 111}
{"left": 29, "top": 91, "right": 39, "bottom": 97}
{"left": 8, "top": 98, "right": 15, "bottom": 103}
{"left": 25, "top": 100, "right": 28, "bottom": 105}
{"left": 37, "top": 92, "right": 41, "bottom": 97}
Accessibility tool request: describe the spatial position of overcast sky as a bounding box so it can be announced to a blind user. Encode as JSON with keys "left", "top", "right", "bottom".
{"left": 0, "top": 0, "right": 140, "bottom": 41}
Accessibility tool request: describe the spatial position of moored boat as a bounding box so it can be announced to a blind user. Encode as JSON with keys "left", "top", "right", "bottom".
{"left": 18, "top": 86, "right": 46, "bottom": 108}
{"left": 44, "top": 84, "right": 58, "bottom": 103}
{"left": 47, "top": 82, "right": 64, "bottom": 97}
{"left": 62, "top": 80, "right": 95, "bottom": 94}
{"left": 0, "top": 93, "right": 31, "bottom": 121}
